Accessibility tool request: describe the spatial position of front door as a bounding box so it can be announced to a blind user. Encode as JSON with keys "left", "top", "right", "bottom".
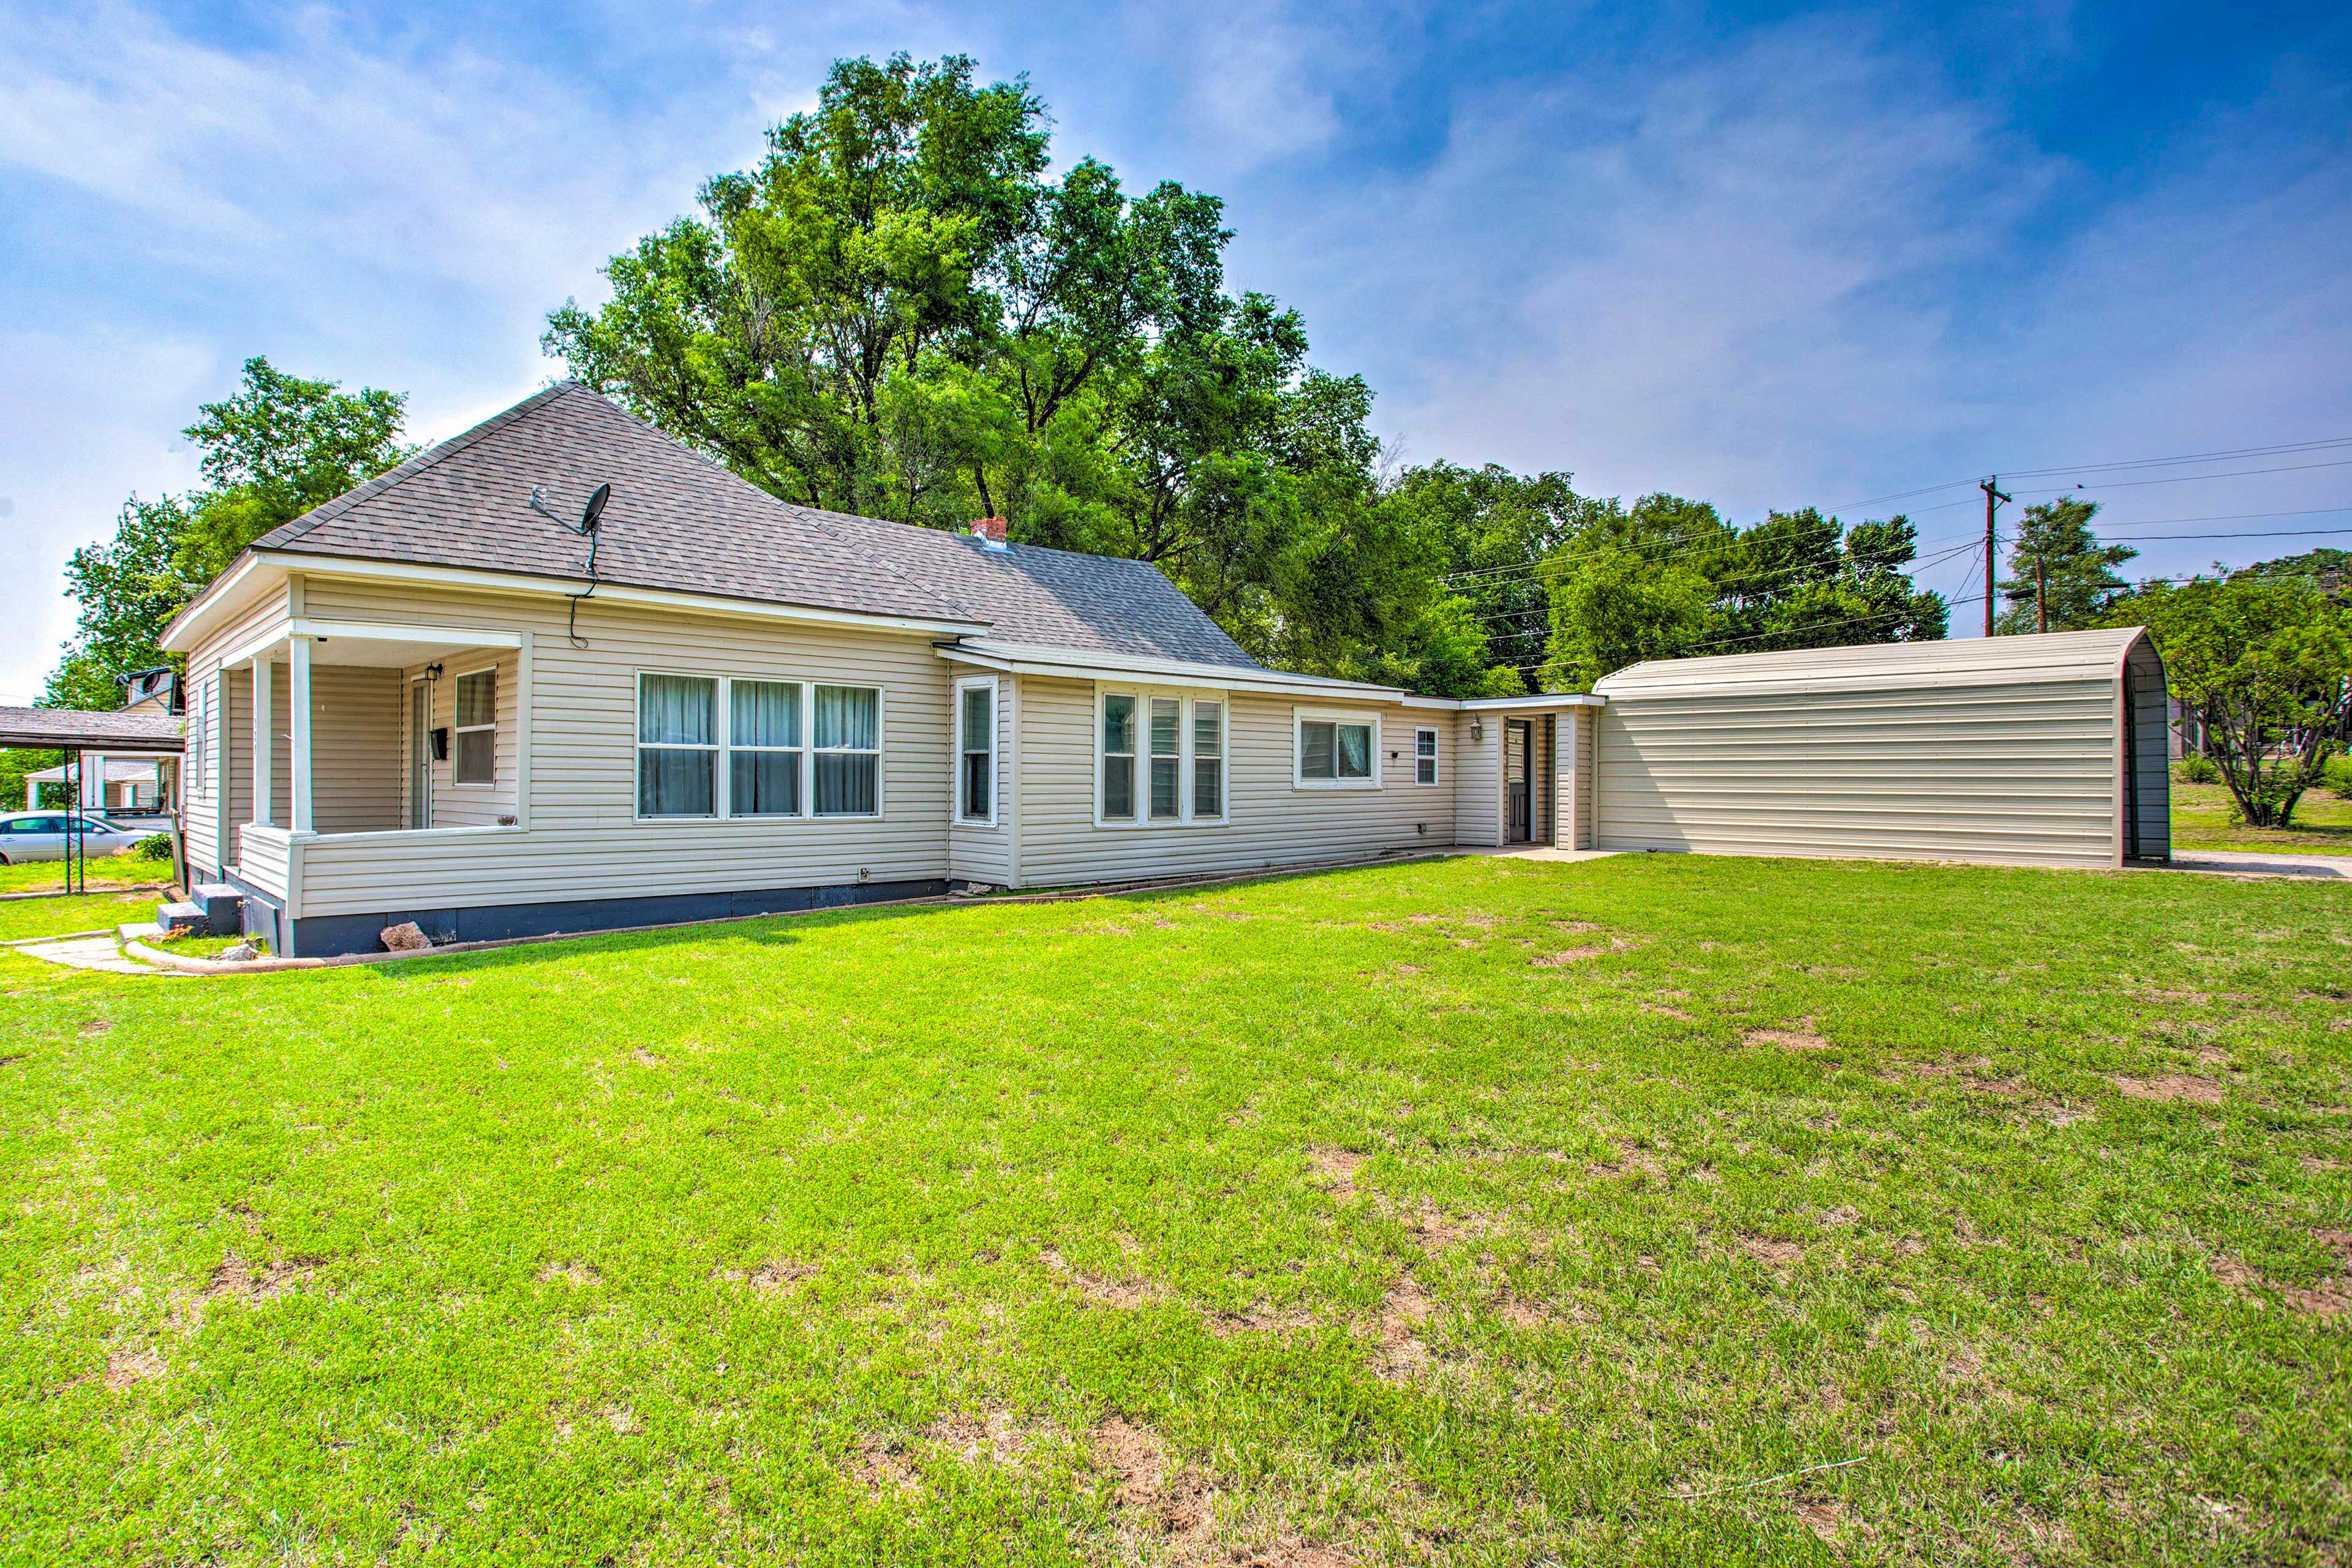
{"left": 408, "top": 683, "right": 431, "bottom": 829}
{"left": 1505, "top": 720, "right": 1533, "bottom": 843}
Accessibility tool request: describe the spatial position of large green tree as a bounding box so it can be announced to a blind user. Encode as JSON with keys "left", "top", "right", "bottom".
{"left": 544, "top": 53, "right": 1398, "bottom": 671}
{"left": 1997, "top": 497, "right": 2136, "bottom": 633}
{"left": 39, "top": 358, "right": 415, "bottom": 712}
{"left": 1378, "top": 464, "right": 1582, "bottom": 693}
{"left": 1539, "top": 497, "right": 1946, "bottom": 690}
{"left": 2108, "top": 575, "right": 2350, "bottom": 828}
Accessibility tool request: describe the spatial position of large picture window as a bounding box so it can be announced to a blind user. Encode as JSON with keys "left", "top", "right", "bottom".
{"left": 638, "top": 673, "right": 717, "bottom": 816}
{"left": 1101, "top": 693, "right": 1136, "bottom": 820}
{"left": 958, "top": 679, "right": 995, "bottom": 824}
{"left": 454, "top": 669, "right": 497, "bottom": 785}
{"left": 729, "top": 679, "right": 802, "bottom": 816}
{"left": 1297, "top": 712, "right": 1378, "bottom": 788}
{"left": 813, "top": 685, "right": 881, "bottom": 816}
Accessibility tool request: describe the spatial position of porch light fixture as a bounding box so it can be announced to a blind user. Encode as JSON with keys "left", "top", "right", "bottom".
{"left": 1470, "top": 717, "right": 1484, "bottom": 741}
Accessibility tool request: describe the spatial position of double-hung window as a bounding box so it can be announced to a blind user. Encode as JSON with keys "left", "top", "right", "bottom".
{"left": 454, "top": 669, "right": 497, "bottom": 785}
{"left": 1148, "top": 697, "right": 1182, "bottom": 820}
{"left": 958, "top": 680, "right": 995, "bottom": 824}
{"left": 1297, "top": 712, "right": 1378, "bottom": 787}
{"left": 1193, "top": 701, "right": 1224, "bottom": 818}
{"left": 1101, "top": 694, "right": 1137, "bottom": 820}
{"left": 638, "top": 673, "right": 717, "bottom": 816}
{"left": 1415, "top": 727, "right": 1439, "bottom": 785}
{"left": 813, "top": 685, "right": 881, "bottom": 816}
{"left": 730, "top": 679, "right": 802, "bottom": 816}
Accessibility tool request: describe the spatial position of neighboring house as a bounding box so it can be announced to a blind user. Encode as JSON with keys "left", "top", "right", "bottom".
{"left": 23, "top": 756, "right": 174, "bottom": 814}
{"left": 0, "top": 705, "right": 185, "bottom": 816}
{"left": 157, "top": 385, "right": 2169, "bottom": 959}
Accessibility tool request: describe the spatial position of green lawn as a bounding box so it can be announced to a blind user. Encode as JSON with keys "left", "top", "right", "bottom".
{"left": 2, "top": 855, "right": 2346, "bottom": 1564}
{"left": 2173, "top": 775, "right": 2352, "bottom": 856}
{"left": 0, "top": 886, "right": 163, "bottom": 943}
{"left": 0, "top": 852, "right": 171, "bottom": 897}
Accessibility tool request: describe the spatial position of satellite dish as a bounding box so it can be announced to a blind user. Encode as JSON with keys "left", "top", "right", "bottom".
{"left": 581, "top": 483, "right": 611, "bottom": 532}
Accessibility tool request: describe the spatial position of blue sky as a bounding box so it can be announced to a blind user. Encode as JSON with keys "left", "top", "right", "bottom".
{"left": 2, "top": 0, "right": 2347, "bottom": 698}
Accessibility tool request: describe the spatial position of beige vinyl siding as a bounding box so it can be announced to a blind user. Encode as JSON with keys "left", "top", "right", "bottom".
{"left": 183, "top": 671, "right": 226, "bottom": 875}
{"left": 1452, "top": 714, "right": 1501, "bottom": 846}
{"left": 309, "top": 665, "right": 404, "bottom": 834}
{"left": 1592, "top": 677, "right": 2124, "bottom": 867}
{"left": 224, "top": 668, "right": 254, "bottom": 850}
{"left": 287, "top": 577, "right": 951, "bottom": 918}
{"left": 402, "top": 650, "right": 521, "bottom": 827}
{"left": 1551, "top": 707, "right": 1597, "bottom": 850}
{"left": 1013, "top": 679, "right": 1452, "bottom": 885}
{"left": 1575, "top": 708, "right": 1596, "bottom": 848}
{"left": 944, "top": 663, "right": 1012, "bottom": 886}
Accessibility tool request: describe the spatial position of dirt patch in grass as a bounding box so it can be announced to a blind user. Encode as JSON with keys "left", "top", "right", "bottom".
{"left": 1205, "top": 1303, "right": 1321, "bottom": 1338}
{"left": 1308, "top": 1147, "right": 1366, "bottom": 1199}
{"left": 104, "top": 1348, "right": 163, "bottom": 1390}
{"left": 1042, "top": 1247, "right": 1160, "bottom": 1308}
{"left": 851, "top": 1434, "right": 922, "bottom": 1496}
{"left": 1371, "top": 1276, "right": 1435, "bottom": 1382}
{"left": 1533, "top": 945, "right": 1607, "bottom": 966}
{"left": 535, "top": 1261, "right": 600, "bottom": 1287}
{"left": 711, "top": 1259, "right": 816, "bottom": 1294}
{"left": 926, "top": 1406, "right": 1049, "bottom": 1465}
{"left": 1744, "top": 1017, "right": 1834, "bottom": 1051}
{"left": 1094, "top": 1415, "right": 1210, "bottom": 1539}
{"left": 1740, "top": 1234, "right": 1804, "bottom": 1267}
{"left": 78, "top": 1017, "right": 111, "bottom": 1036}
{"left": 1795, "top": 1496, "right": 1852, "bottom": 1543}
{"left": 2113, "top": 1074, "right": 2225, "bottom": 1104}
{"left": 207, "top": 1254, "right": 320, "bottom": 1302}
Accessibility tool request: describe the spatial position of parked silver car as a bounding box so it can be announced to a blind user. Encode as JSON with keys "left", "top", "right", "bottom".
{"left": 0, "top": 811, "right": 146, "bottom": 863}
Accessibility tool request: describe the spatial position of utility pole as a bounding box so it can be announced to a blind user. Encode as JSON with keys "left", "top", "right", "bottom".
{"left": 2035, "top": 554, "right": 2048, "bottom": 634}
{"left": 1980, "top": 476, "right": 2011, "bottom": 636}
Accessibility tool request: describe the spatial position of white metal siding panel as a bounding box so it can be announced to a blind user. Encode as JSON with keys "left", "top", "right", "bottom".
{"left": 945, "top": 663, "right": 1012, "bottom": 884}
{"left": 1011, "top": 678, "right": 1452, "bottom": 886}
{"left": 1593, "top": 677, "right": 2124, "bottom": 867}
{"left": 288, "top": 578, "right": 952, "bottom": 916}
{"left": 308, "top": 665, "right": 404, "bottom": 834}
{"left": 236, "top": 823, "right": 291, "bottom": 896}
{"left": 224, "top": 668, "right": 254, "bottom": 846}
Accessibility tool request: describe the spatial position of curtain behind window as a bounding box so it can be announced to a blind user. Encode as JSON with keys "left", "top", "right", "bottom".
{"left": 640, "top": 674, "right": 714, "bottom": 745}
{"left": 733, "top": 680, "right": 800, "bottom": 747}
{"left": 1338, "top": 725, "right": 1372, "bottom": 778}
{"left": 815, "top": 686, "right": 878, "bottom": 750}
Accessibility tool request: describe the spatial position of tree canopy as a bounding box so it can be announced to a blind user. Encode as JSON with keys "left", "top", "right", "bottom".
{"left": 41, "top": 358, "right": 415, "bottom": 710}
{"left": 1539, "top": 498, "right": 1948, "bottom": 690}
{"left": 2107, "top": 574, "right": 2350, "bottom": 829}
{"left": 1996, "top": 497, "right": 2136, "bottom": 633}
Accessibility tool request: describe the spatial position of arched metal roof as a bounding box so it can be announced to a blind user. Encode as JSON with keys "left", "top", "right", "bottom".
{"left": 1592, "top": 627, "right": 2155, "bottom": 701}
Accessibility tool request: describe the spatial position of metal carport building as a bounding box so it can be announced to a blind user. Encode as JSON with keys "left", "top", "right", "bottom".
{"left": 1587, "top": 628, "right": 2171, "bottom": 869}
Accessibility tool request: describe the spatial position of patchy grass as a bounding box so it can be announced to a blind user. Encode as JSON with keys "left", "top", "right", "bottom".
{"left": 142, "top": 929, "right": 267, "bottom": 960}
{"left": 1, "top": 853, "right": 2347, "bottom": 1564}
{"left": 0, "top": 852, "right": 169, "bottom": 897}
{"left": 2174, "top": 776, "right": 2352, "bottom": 856}
{"left": 0, "top": 887, "right": 162, "bottom": 943}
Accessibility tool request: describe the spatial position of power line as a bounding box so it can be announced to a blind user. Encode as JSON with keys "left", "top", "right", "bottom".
{"left": 1818, "top": 434, "right": 2352, "bottom": 514}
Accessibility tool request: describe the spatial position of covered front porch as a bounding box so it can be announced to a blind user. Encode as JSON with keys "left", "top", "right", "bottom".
{"left": 208, "top": 618, "right": 530, "bottom": 936}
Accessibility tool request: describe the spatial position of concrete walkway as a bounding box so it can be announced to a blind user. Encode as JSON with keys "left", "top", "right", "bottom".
{"left": 1446, "top": 845, "right": 1623, "bottom": 865}
{"left": 2158, "top": 849, "right": 2352, "bottom": 881}
{"left": 11, "top": 935, "right": 177, "bottom": 976}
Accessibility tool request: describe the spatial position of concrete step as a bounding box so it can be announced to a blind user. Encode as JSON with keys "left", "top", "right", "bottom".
{"left": 156, "top": 900, "right": 208, "bottom": 934}
{"left": 118, "top": 921, "right": 165, "bottom": 944}
{"left": 189, "top": 882, "right": 244, "bottom": 937}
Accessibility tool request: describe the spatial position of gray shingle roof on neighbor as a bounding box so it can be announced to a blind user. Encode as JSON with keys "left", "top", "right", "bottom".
{"left": 253, "top": 383, "right": 1261, "bottom": 670}
{"left": 0, "top": 706, "right": 183, "bottom": 750}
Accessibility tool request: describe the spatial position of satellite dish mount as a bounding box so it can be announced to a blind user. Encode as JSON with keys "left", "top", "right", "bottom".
{"left": 530, "top": 481, "right": 610, "bottom": 536}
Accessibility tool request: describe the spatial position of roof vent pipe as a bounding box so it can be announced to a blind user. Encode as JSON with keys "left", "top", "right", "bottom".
{"left": 970, "top": 516, "right": 1011, "bottom": 551}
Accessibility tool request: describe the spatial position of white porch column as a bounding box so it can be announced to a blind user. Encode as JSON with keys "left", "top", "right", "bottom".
{"left": 82, "top": 752, "right": 106, "bottom": 810}
{"left": 1553, "top": 709, "right": 1579, "bottom": 849}
{"left": 288, "top": 636, "right": 314, "bottom": 833}
{"left": 251, "top": 658, "right": 273, "bottom": 826}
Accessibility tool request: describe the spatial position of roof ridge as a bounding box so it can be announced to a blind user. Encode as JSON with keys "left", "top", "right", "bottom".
{"left": 254, "top": 381, "right": 582, "bottom": 551}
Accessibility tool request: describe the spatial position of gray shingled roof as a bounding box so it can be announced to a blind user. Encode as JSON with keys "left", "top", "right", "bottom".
{"left": 253, "top": 384, "right": 1261, "bottom": 669}
{"left": 0, "top": 706, "right": 183, "bottom": 750}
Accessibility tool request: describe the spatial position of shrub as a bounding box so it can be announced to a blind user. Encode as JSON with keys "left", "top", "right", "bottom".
{"left": 132, "top": 833, "right": 174, "bottom": 861}
{"left": 2324, "top": 754, "right": 2352, "bottom": 800}
{"left": 2174, "top": 753, "right": 2221, "bottom": 785}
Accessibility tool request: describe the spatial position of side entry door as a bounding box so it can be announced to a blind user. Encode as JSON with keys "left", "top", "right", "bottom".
{"left": 1505, "top": 720, "right": 1532, "bottom": 843}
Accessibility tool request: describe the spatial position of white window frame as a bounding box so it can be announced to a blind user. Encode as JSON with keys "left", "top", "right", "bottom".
{"left": 1093, "top": 684, "right": 1229, "bottom": 829}
{"left": 726, "top": 676, "right": 805, "bottom": 820}
{"left": 189, "top": 676, "right": 211, "bottom": 796}
{"left": 1294, "top": 708, "right": 1383, "bottom": 790}
{"left": 953, "top": 675, "right": 998, "bottom": 828}
{"left": 451, "top": 664, "right": 499, "bottom": 788}
{"left": 635, "top": 668, "right": 723, "bottom": 821}
{"left": 1415, "top": 726, "right": 1440, "bottom": 786}
{"left": 632, "top": 669, "right": 888, "bottom": 824}
{"left": 1191, "top": 698, "right": 1226, "bottom": 824}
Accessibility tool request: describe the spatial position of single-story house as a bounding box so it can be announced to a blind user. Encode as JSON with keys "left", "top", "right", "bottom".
{"left": 158, "top": 384, "right": 2169, "bottom": 958}
{"left": 24, "top": 756, "right": 175, "bottom": 813}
